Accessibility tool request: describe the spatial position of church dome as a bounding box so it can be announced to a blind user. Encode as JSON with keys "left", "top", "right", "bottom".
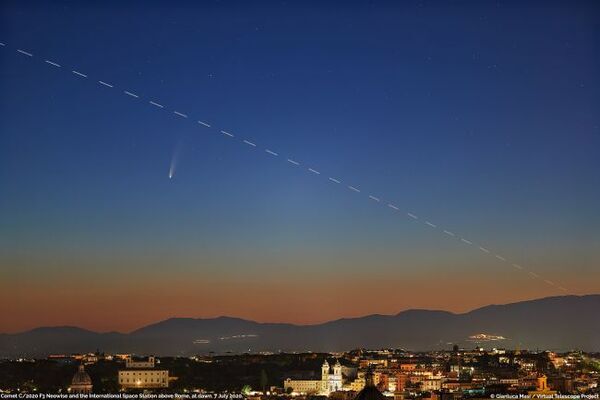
{"left": 71, "top": 364, "right": 92, "bottom": 386}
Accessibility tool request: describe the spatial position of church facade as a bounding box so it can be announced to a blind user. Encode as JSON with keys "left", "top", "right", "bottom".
{"left": 284, "top": 360, "right": 343, "bottom": 395}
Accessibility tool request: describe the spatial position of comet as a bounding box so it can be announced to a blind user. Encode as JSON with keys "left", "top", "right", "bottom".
{"left": 168, "top": 156, "right": 176, "bottom": 179}
{"left": 168, "top": 139, "right": 183, "bottom": 180}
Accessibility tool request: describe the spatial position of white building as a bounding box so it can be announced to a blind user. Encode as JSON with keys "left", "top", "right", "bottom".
{"left": 118, "top": 356, "right": 169, "bottom": 389}
{"left": 284, "top": 360, "right": 343, "bottom": 395}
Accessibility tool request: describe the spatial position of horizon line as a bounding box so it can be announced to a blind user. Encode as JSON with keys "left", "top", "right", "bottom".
{"left": 4, "top": 293, "right": 597, "bottom": 336}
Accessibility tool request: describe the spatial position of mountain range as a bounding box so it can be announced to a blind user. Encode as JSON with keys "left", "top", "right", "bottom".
{"left": 1, "top": 295, "right": 598, "bottom": 357}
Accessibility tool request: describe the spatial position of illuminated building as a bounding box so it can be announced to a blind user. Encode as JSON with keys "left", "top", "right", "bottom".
{"left": 284, "top": 359, "right": 343, "bottom": 394}
{"left": 354, "top": 369, "right": 386, "bottom": 400}
{"left": 69, "top": 364, "right": 93, "bottom": 394}
{"left": 421, "top": 376, "right": 443, "bottom": 391}
{"left": 527, "top": 375, "right": 557, "bottom": 396}
{"left": 118, "top": 356, "right": 169, "bottom": 389}
{"left": 349, "top": 370, "right": 383, "bottom": 391}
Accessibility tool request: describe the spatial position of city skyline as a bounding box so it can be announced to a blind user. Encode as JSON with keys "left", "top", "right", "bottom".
{"left": 1, "top": 0, "right": 599, "bottom": 333}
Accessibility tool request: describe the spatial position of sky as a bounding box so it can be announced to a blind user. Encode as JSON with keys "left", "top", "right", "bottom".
{"left": 0, "top": 0, "right": 599, "bottom": 333}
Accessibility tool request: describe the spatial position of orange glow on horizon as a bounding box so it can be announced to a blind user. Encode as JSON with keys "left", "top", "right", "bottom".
{"left": 0, "top": 270, "right": 592, "bottom": 334}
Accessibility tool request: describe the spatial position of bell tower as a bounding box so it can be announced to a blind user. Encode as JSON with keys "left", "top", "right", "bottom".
{"left": 322, "top": 360, "right": 330, "bottom": 380}
{"left": 333, "top": 360, "right": 342, "bottom": 377}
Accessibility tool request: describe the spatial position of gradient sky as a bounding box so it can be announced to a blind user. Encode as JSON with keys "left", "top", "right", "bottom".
{"left": 1, "top": 0, "right": 599, "bottom": 333}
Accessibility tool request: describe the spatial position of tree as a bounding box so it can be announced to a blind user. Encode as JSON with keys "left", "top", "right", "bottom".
{"left": 260, "top": 369, "right": 268, "bottom": 394}
{"left": 241, "top": 385, "right": 252, "bottom": 395}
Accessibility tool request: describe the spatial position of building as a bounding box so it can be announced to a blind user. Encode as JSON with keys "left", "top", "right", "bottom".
{"left": 394, "top": 373, "right": 408, "bottom": 392}
{"left": 527, "top": 375, "right": 557, "bottom": 397}
{"left": 354, "top": 369, "right": 386, "bottom": 400}
{"left": 284, "top": 359, "right": 343, "bottom": 395}
{"left": 349, "top": 370, "right": 384, "bottom": 391}
{"left": 125, "top": 355, "right": 157, "bottom": 368}
{"left": 400, "top": 364, "right": 417, "bottom": 372}
{"left": 421, "top": 377, "right": 443, "bottom": 392}
{"left": 69, "top": 364, "right": 93, "bottom": 394}
{"left": 118, "top": 356, "right": 169, "bottom": 389}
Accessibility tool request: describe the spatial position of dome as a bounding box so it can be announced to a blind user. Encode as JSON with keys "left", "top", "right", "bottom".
{"left": 72, "top": 364, "right": 92, "bottom": 385}
{"left": 354, "top": 369, "right": 385, "bottom": 400}
{"left": 70, "top": 363, "right": 93, "bottom": 393}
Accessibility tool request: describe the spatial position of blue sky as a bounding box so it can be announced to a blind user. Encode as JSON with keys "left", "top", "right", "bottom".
{"left": 0, "top": 0, "right": 599, "bottom": 331}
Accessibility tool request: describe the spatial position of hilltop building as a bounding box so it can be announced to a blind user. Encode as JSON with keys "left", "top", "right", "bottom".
{"left": 118, "top": 355, "right": 169, "bottom": 389}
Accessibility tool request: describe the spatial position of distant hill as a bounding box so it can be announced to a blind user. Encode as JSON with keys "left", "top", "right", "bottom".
{"left": 1, "top": 295, "right": 598, "bottom": 357}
